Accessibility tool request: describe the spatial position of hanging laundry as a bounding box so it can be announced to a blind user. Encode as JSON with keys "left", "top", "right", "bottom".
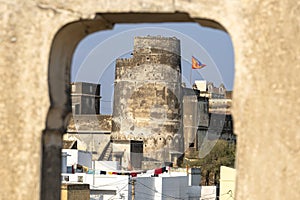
{"left": 154, "top": 167, "right": 163, "bottom": 175}
{"left": 100, "top": 170, "right": 106, "bottom": 175}
{"left": 130, "top": 172, "right": 137, "bottom": 177}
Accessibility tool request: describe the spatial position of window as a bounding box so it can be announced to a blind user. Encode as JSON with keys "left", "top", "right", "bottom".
{"left": 78, "top": 176, "right": 83, "bottom": 182}
{"left": 75, "top": 104, "right": 80, "bottom": 114}
{"left": 63, "top": 176, "right": 69, "bottom": 182}
{"left": 71, "top": 84, "right": 76, "bottom": 93}
{"left": 189, "top": 142, "right": 195, "bottom": 148}
{"left": 219, "top": 87, "right": 223, "bottom": 93}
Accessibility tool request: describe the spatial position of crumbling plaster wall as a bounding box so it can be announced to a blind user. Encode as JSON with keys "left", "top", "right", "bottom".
{"left": 112, "top": 36, "right": 183, "bottom": 161}
{"left": 0, "top": 0, "right": 299, "bottom": 200}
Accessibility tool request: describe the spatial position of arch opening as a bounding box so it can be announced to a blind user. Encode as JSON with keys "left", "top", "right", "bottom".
{"left": 43, "top": 12, "right": 234, "bottom": 199}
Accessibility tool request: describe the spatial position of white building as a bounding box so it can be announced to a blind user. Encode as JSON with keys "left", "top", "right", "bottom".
{"left": 93, "top": 160, "right": 120, "bottom": 171}
{"left": 61, "top": 149, "right": 217, "bottom": 200}
{"left": 219, "top": 166, "right": 236, "bottom": 200}
{"left": 200, "top": 186, "right": 217, "bottom": 200}
{"left": 62, "top": 149, "right": 92, "bottom": 173}
{"left": 61, "top": 169, "right": 204, "bottom": 199}
{"left": 134, "top": 175, "right": 201, "bottom": 200}
{"left": 61, "top": 172, "right": 129, "bottom": 200}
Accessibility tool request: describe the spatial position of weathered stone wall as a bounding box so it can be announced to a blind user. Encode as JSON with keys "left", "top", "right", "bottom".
{"left": 0, "top": 1, "right": 299, "bottom": 200}
{"left": 134, "top": 36, "right": 181, "bottom": 56}
{"left": 231, "top": 2, "right": 300, "bottom": 199}
{"left": 112, "top": 36, "right": 183, "bottom": 162}
{"left": 67, "top": 115, "right": 112, "bottom": 132}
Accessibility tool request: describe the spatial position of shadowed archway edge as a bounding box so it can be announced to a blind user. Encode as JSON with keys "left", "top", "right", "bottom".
{"left": 42, "top": 18, "right": 113, "bottom": 200}
{"left": 95, "top": 12, "right": 227, "bottom": 32}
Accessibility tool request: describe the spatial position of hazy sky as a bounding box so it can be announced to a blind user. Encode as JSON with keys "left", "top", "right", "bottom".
{"left": 71, "top": 22, "right": 234, "bottom": 114}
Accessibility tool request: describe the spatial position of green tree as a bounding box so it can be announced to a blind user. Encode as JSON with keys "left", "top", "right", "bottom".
{"left": 183, "top": 140, "right": 236, "bottom": 185}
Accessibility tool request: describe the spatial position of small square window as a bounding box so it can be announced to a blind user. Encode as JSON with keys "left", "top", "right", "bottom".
{"left": 78, "top": 176, "right": 83, "bottom": 182}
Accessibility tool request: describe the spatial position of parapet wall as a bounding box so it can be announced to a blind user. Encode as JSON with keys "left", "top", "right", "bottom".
{"left": 134, "top": 36, "right": 180, "bottom": 56}
{"left": 115, "top": 54, "right": 181, "bottom": 81}
{"left": 67, "top": 115, "right": 112, "bottom": 132}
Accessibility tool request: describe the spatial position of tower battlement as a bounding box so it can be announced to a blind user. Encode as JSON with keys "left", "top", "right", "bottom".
{"left": 133, "top": 36, "right": 181, "bottom": 56}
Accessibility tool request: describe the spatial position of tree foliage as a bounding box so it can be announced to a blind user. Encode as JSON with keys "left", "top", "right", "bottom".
{"left": 183, "top": 140, "right": 236, "bottom": 186}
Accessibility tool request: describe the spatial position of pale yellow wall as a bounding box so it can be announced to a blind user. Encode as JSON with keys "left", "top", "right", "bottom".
{"left": 61, "top": 189, "right": 68, "bottom": 200}
{"left": 220, "top": 166, "right": 236, "bottom": 200}
{"left": 0, "top": 0, "right": 299, "bottom": 200}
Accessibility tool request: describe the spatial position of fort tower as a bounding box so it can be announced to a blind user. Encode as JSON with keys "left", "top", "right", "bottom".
{"left": 111, "top": 36, "right": 183, "bottom": 169}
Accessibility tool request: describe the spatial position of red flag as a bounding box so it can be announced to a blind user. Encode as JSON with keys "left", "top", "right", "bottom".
{"left": 192, "top": 56, "right": 206, "bottom": 69}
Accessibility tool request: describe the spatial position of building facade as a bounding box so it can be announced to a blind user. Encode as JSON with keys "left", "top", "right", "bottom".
{"left": 182, "top": 87, "right": 209, "bottom": 157}
{"left": 193, "top": 80, "right": 235, "bottom": 147}
{"left": 71, "top": 82, "right": 101, "bottom": 115}
{"left": 67, "top": 82, "right": 112, "bottom": 161}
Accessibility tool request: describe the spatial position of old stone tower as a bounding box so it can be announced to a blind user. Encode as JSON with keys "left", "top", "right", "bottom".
{"left": 111, "top": 36, "right": 183, "bottom": 169}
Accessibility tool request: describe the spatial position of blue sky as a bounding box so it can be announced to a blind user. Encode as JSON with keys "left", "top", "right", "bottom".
{"left": 71, "top": 22, "right": 234, "bottom": 114}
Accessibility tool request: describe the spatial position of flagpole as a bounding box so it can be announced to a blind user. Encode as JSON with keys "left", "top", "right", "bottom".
{"left": 190, "top": 67, "right": 193, "bottom": 86}
{"left": 190, "top": 56, "right": 193, "bottom": 86}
